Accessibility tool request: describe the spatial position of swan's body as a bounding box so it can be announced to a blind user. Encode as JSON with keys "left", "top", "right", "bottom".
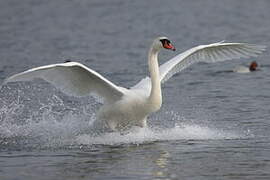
{"left": 3, "top": 37, "right": 265, "bottom": 131}
{"left": 233, "top": 61, "right": 259, "bottom": 73}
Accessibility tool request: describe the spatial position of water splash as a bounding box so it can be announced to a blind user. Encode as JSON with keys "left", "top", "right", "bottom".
{"left": 0, "top": 84, "right": 98, "bottom": 149}
{"left": 76, "top": 124, "right": 244, "bottom": 146}
{"left": 0, "top": 107, "right": 247, "bottom": 149}
{"left": 0, "top": 84, "right": 252, "bottom": 149}
{"left": 0, "top": 112, "right": 96, "bottom": 148}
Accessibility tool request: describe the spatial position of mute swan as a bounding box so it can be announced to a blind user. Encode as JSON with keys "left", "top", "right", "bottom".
{"left": 233, "top": 61, "right": 258, "bottom": 73}
{"left": 3, "top": 37, "right": 265, "bottom": 131}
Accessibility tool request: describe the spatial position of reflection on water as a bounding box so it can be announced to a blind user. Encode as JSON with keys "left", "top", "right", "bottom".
{"left": 153, "top": 150, "right": 172, "bottom": 180}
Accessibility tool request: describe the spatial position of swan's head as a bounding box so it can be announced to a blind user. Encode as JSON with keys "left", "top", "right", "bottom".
{"left": 153, "top": 37, "right": 176, "bottom": 51}
{"left": 249, "top": 61, "right": 258, "bottom": 71}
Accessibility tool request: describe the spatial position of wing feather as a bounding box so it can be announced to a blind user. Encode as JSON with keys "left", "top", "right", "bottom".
{"left": 160, "top": 42, "right": 266, "bottom": 83}
{"left": 3, "top": 62, "right": 125, "bottom": 103}
{"left": 132, "top": 42, "right": 266, "bottom": 90}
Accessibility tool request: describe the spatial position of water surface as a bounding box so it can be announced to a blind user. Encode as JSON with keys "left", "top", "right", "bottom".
{"left": 1, "top": 0, "right": 270, "bottom": 179}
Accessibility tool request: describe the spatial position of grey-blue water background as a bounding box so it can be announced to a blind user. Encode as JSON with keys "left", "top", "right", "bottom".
{"left": 1, "top": 0, "right": 270, "bottom": 180}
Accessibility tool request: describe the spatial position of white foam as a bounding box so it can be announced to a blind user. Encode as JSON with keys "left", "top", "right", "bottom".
{"left": 76, "top": 124, "right": 243, "bottom": 146}
{"left": 0, "top": 92, "right": 250, "bottom": 148}
{"left": 0, "top": 112, "right": 96, "bottom": 148}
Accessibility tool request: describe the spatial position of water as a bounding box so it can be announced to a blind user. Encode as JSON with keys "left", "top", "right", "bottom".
{"left": 1, "top": 0, "right": 270, "bottom": 179}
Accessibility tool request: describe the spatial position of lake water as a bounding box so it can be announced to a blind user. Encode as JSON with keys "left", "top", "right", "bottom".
{"left": 1, "top": 0, "right": 270, "bottom": 179}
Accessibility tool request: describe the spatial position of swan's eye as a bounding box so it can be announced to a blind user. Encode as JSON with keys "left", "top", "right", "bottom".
{"left": 160, "top": 39, "right": 170, "bottom": 45}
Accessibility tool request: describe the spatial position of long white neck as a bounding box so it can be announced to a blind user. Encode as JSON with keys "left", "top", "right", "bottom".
{"left": 147, "top": 46, "right": 162, "bottom": 112}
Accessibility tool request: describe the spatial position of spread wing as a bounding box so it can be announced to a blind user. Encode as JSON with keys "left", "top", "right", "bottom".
{"left": 132, "top": 42, "right": 266, "bottom": 91}
{"left": 3, "top": 62, "right": 126, "bottom": 103}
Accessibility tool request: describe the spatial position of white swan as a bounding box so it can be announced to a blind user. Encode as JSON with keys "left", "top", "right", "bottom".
{"left": 3, "top": 37, "right": 265, "bottom": 131}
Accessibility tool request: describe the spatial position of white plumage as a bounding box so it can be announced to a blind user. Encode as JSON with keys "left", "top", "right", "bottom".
{"left": 3, "top": 37, "right": 266, "bottom": 131}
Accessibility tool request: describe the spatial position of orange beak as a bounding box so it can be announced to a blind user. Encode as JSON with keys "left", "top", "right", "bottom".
{"left": 163, "top": 42, "right": 176, "bottom": 51}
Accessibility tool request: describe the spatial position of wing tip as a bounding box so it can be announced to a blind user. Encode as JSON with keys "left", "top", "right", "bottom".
{"left": 1, "top": 76, "right": 18, "bottom": 88}
{"left": 2, "top": 75, "right": 15, "bottom": 85}
{"left": 215, "top": 41, "right": 267, "bottom": 50}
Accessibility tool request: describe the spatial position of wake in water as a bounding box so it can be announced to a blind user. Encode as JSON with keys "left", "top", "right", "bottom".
{"left": 76, "top": 124, "right": 244, "bottom": 146}
{"left": 0, "top": 84, "right": 252, "bottom": 149}
{"left": 0, "top": 113, "right": 245, "bottom": 149}
{"left": 0, "top": 109, "right": 249, "bottom": 149}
